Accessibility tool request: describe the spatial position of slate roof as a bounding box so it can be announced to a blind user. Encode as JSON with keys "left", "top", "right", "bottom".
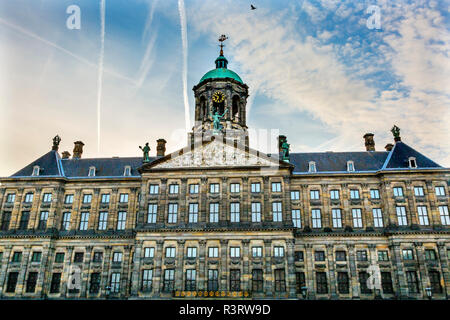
{"left": 8, "top": 141, "right": 444, "bottom": 178}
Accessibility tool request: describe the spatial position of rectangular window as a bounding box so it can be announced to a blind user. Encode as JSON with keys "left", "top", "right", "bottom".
{"left": 314, "top": 251, "right": 325, "bottom": 261}
{"left": 429, "top": 271, "right": 442, "bottom": 294}
{"left": 208, "top": 247, "right": 219, "bottom": 258}
{"left": 295, "top": 251, "right": 304, "bottom": 262}
{"left": 25, "top": 272, "right": 38, "bottom": 293}
{"left": 61, "top": 212, "right": 71, "bottom": 231}
{"left": 188, "top": 203, "right": 199, "bottom": 223}
{"left": 337, "top": 272, "right": 349, "bottom": 294}
{"left": 98, "top": 211, "right": 108, "bottom": 230}
{"left": 350, "top": 189, "right": 360, "bottom": 199}
{"left": 359, "top": 272, "right": 372, "bottom": 294}
{"left": 168, "top": 203, "right": 178, "bottom": 224}
{"left": 89, "top": 272, "right": 101, "bottom": 294}
{"left": 402, "top": 249, "right": 414, "bottom": 260}
{"left": 165, "top": 247, "right": 176, "bottom": 258}
{"left": 370, "top": 189, "right": 380, "bottom": 199}
{"left": 55, "top": 252, "right": 65, "bottom": 263}
{"left": 169, "top": 184, "right": 179, "bottom": 194}
{"left": 38, "top": 211, "right": 49, "bottom": 230}
{"left": 230, "top": 269, "right": 241, "bottom": 291}
{"left": 393, "top": 187, "right": 404, "bottom": 197}
{"left": 185, "top": 269, "right": 196, "bottom": 291}
{"left": 6, "top": 272, "right": 18, "bottom": 293}
{"left": 230, "top": 247, "right": 240, "bottom": 258}
{"left": 396, "top": 206, "right": 407, "bottom": 226}
{"left": 110, "top": 273, "right": 121, "bottom": 293}
{"left": 207, "top": 269, "right": 218, "bottom": 291}
{"left": 274, "top": 269, "right": 286, "bottom": 292}
{"left": 251, "top": 183, "right": 261, "bottom": 193}
{"left": 435, "top": 186, "right": 445, "bottom": 196}
{"left": 163, "top": 269, "right": 175, "bottom": 292}
{"left": 335, "top": 251, "right": 346, "bottom": 261}
{"left": 93, "top": 252, "right": 103, "bottom": 263}
{"left": 381, "top": 272, "right": 393, "bottom": 294}
{"left": 19, "top": 211, "right": 30, "bottom": 230}
{"left": 209, "top": 203, "right": 219, "bottom": 223}
{"left": 112, "top": 252, "right": 123, "bottom": 263}
{"left": 119, "top": 193, "right": 128, "bottom": 203}
{"left": 252, "top": 247, "right": 262, "bottom": 258}
{"left": 117, "top": 212, "right": 127, "bottom": 230}
{"left": 74, "top": 252, "right": 84, "bottom": 263}
{"left": 82, "top": 194, "right": 92, "bottom": 203}
{"left": 230, "top": 183, "right": 240, "bottom": 193}
{"left": 439, "top": 206, "right": 450, "bottom": 225}
{"left": 271, "top": 182, "right": 282, "bottom": 192}
{"left": 332, "top": 208, "right": 342, "bottom": 228}
{"left": 417, "top": 206, "right": 429, "bottom": 226}
{"left": 149, "top": 184, "right": 159, "bottom": 195}
{"left": 352, "top": 208, "right": 363, "bottom": 228}
{"left": 187, "top": 247, "right": 197, "bottom": 258}
{"left": 312, "top": 209, "right": 322, "bottom": 228}
{"left": 100, "top": 194, "right": 110, "bottom": 203}
{"left": 11, "top": 252, "right": 22, "bottom": 263}
{"left": 414, "top": 186, "right": 424, "bottom": 197}
{"left": 330, "top": 190, "right": 340, "bottom": 200}
{"left": 210, "top": 183, "right": 220, "bottom": 194}
{"left": 406, "top": 271, "right": 419, "bottom": 293}
{"left": 296, "top": 272, "right": 306, "bottom": 294}
{"left": 272, "top": 202, "right": 282, "bottom": 222}
{"left": 230, "top": 202, "right": 240, "bottom": 223}
{"left": 6, "top": 193, "right": 16, "bottom": 203}
{"left": 310, "top": 190, "right": 320, "bottom": 200}
{"left": 31, "top": 252, "right": 41, "bottom": 263}
{"left": 378, "top": 250, "right": 389, "bottom": 261}
{"left": 42, "top": 193, "right": 52, "bottom": 202}
{"left": 425, "top": 249, "right": 437, "bottom": 261}
{"left": 252, "top": 269, "right": 263, "bottom": 292}
{"left": 290, "top": 191, "right": 300, "bottom": 200}
{"left": 144, "top": 247, "right": 155, "bottom": 258}
{"left": 372, "top": 208, "right": 383, "bottom": 228}
{"left": 49, "top": 273, "right": 61, "bottom": 294}
{"left": 1, "top": 212, "right": 11, "bottom": 231}
{"left": 142, "top": 269, "right": 153, "bottom": 292}
{"left": 274, "top": 246, "right": 285, "bottom": 257}
{"left": 24, "top": 193, "right": 33, "bottom": 203}
{"left": 316, "top": 272, "right": 328, "bottom": 294}
{"left": 189, "top": 184, "right": 199, "bottom": 194}
{"left": 292, "top": 209, "right": 302, "bottom": 228}
{"left": 356, "top": 250, "right": 368, "bottom": 261}
{"left": 147, "top": 204, "right": 157, "bottom": 224}
{"left": 251, "top": 202, "right": 262, "bottom": 222}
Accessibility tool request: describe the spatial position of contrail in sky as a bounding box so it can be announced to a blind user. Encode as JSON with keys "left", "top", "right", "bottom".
{"left": 97, "top": 0, "right": 106, "bottom": 154}
{"left": 178, "top": 0, "right": 190, "bottom": 133}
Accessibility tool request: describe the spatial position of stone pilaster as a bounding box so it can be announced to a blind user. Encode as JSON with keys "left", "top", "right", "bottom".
{"left": 131, "top": 240, "right": 143, "bottom": 296}
{"left": 263, "top": 239, "right": 273, "bottom": 297}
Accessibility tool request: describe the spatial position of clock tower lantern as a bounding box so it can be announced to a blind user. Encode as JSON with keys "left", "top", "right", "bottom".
{"left": 190, "top": 35, "right": 249, "bottom": 147}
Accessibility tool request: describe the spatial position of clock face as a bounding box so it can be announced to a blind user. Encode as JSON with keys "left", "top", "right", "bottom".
{"left": 212, "top": 91, "right": 225, "bottom": 103}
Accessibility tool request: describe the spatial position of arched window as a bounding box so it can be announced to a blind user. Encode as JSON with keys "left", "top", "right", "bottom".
{"left": 232, "top": 96, "right": 240, "bottom": 120}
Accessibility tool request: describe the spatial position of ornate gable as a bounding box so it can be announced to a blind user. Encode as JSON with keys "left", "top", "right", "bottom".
{"left": 147, "top": 139, "right": 287, "bottom": 170}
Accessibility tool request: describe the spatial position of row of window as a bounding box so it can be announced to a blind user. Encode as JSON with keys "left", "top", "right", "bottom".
{"left": 3, "top": 192, "right": 130, "bottom": 205}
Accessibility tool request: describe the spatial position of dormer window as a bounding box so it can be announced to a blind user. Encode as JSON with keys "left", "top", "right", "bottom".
{"left": 408, "top": 157, "right": 417, "bottom": 168}
{"left": 308, "top": 161, "right": 317, "bottom": 173}
{"left": 347, "top": 161, "right": 355, "bottom": 172}
{"left": 32, "top": 166, "right": 40, "bottom": 176}
{"left": 88, "top": 166, "right": 96, "bottom": 177}
{"left": 123, "top": 166, "right": 131, "bottom": 176}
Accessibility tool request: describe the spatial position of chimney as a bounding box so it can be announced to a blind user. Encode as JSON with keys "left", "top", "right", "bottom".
{"left": 385, "top": 143, "right": 394, "bottom": 151}
{"left": 278, "top": 135, "right": 286, "bottom": 153}
{"left": 363, "top": 133, "right": 375, "bottom": 151}
{"left": 62, "top": 151, "right": 71, "bottom": 159}
{"left": 72, "top": 141, "right": 85, "bottom": 159}
{"left": 156, "top": 139, "right": 167, "bottom": 157}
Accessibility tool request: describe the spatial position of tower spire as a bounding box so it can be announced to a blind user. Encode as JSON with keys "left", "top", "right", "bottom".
{"left": 218, "top": 34, "right": 228, "bottom": 56}
{"left": 216, "top": 35, "right": 229, "bottom": 69}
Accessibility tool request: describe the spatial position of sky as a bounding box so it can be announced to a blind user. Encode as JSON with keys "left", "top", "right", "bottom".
{"left": 0, "top": 0, "right": 449, "bottom": 176}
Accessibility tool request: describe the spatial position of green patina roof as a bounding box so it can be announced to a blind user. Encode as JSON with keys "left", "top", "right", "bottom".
{"left": 199, "top": 68, "right": 243, "bottom": 84}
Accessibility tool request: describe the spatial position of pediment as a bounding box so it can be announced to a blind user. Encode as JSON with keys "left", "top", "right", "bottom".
{"left": 145, "top": 139, "right": 289, "bottom": 170}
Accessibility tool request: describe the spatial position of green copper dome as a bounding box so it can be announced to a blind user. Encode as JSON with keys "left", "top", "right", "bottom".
{"left": 198, "top": 52, "right": 243, "bottom": 84}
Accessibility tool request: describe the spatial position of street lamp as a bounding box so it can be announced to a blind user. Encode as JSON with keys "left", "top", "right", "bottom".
{"left": 425, "top": 287, "right": 432, "bottom": 300}
{"left": 300, "top": 286, "right": 308, "bottom": 299}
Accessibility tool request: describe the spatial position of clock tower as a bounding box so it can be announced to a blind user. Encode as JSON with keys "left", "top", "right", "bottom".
{"left": 190, "top": 35, "right": 249, "bottom": 147}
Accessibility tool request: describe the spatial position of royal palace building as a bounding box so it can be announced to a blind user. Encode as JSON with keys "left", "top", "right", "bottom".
{"left": 0, "top": 44, "right": 449, "bottom": 300}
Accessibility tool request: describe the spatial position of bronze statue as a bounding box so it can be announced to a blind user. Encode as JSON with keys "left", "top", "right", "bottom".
{"left": 281, "top": 139, "right": 290, "bottom": 161}
{"left": 211, "top": 108, "right": 228, "bottom": 134}
{"left": 52, "top": 135, "right": 61, "bottom": 151}
{"left": 139, "top": 143, "right": 151, "bottom": 163}
{"left": 391, "top": 125, "right": 400, "bottom": 138}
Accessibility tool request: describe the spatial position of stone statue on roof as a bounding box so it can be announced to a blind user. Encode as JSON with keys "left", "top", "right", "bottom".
{"left": 139, "top": 143, "right": 151, "bottom": 163}
{"left": 52, "top": 135, "right": 61, "bottom": 151}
